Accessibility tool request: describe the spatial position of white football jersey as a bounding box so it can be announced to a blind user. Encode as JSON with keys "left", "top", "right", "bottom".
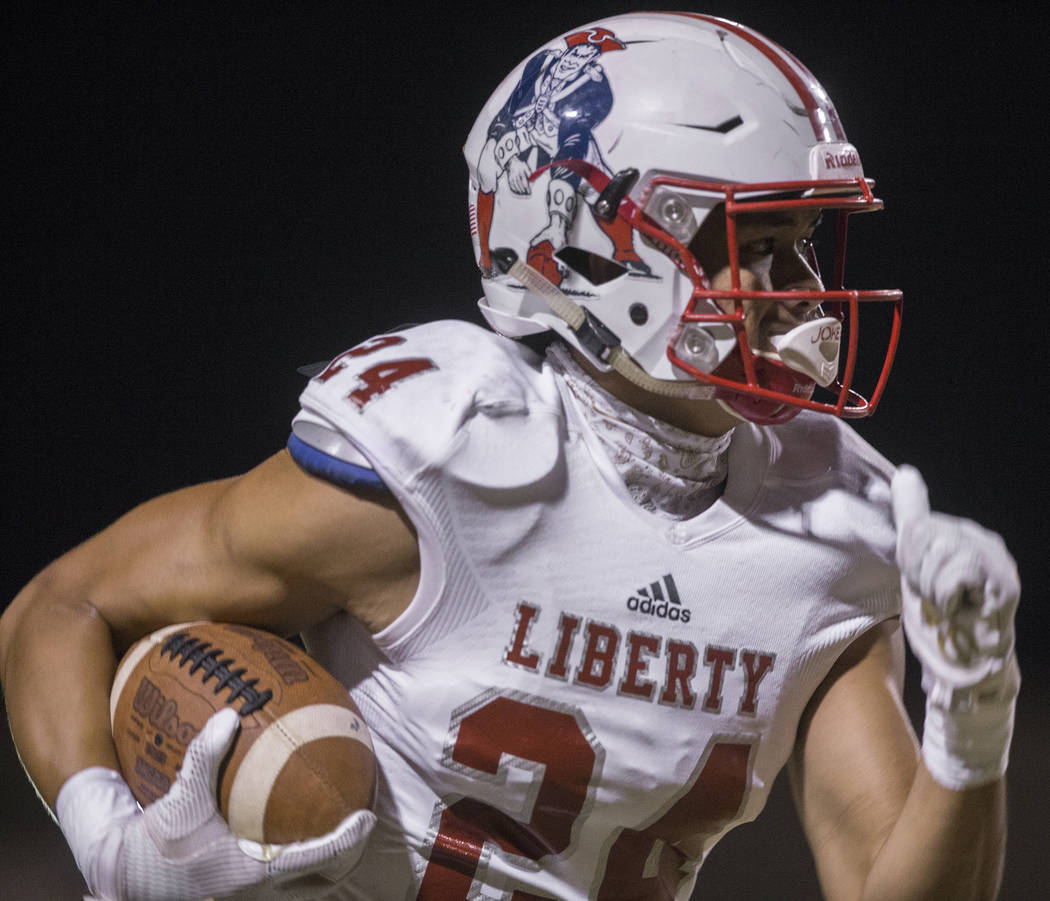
{"left": 289, "top": 320, "right": 901, "bottom": 901}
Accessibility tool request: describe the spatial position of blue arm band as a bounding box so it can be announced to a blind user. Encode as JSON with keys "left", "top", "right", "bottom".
{"left": 287, "top": 433, "right": 390, "bottom": 492}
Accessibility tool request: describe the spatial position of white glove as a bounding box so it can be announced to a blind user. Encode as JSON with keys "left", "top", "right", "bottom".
{"left": 891, "top": 464, "right": 1020, "bottom": 789}
{"left": 57, "top": 708, "right": 375, "bottom": 901}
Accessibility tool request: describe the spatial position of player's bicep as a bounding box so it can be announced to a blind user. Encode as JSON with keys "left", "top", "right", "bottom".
{"left": 789, "top": 620, "right": 919, "bottom": 899}
{"left": 212, "top": 448, "right": 419, "bottom": 633}
{"left": 34, "top": 449, "right": 417, "bottom": 650}
{"left": 30, "top": 475, "right": 260, "bottom": 650}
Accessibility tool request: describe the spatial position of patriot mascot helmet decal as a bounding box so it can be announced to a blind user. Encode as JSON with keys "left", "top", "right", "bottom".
{"left": 470, "top": 26, "right": 651, "bottom": 285}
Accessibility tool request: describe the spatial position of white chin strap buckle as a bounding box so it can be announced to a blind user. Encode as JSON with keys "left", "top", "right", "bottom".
{"left": 768, "top": 316, "right": 841, "bottom": 386}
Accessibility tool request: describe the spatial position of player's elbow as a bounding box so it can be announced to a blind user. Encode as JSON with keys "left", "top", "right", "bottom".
{"left": 0, "top": 568, "right": 53, "bottom": 685}
{"left": 0, "top": 561, "right": 110, "bottom": 689}
{"left": 0, "top": 589, "right": 17, "bottom": 686}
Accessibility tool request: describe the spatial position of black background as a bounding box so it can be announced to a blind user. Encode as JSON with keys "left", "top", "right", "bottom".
{"left": 4, "top": 2, "right": 1047, "bottom": 898}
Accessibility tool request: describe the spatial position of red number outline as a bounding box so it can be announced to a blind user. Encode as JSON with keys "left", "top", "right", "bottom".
{"left": 347, "top": 358, "right": 436, "bottom": 409}
{"left": 593, "top": 736, "right": 756, "bottom": 898}
{"left": 316, "top": 335, "right": 406, "bottom": 382}
{"left": 311, "top": 333, "right": 437, "bottom": 409}
{"left": 417, "top": 690, "right": 756, "bottom": 900}
{"left": 418, "top": 689, "right": 602, "bottom": 899}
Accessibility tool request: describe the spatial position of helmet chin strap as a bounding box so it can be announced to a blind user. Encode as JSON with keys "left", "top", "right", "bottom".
{"left": 491, "top": 247, "right": 715, "bottom": 400}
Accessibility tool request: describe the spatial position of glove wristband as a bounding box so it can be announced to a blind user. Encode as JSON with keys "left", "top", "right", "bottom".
{"left": 56, "top": 767, "right": 139, "bottom": 900}
{"left": 920, "top": 654, "right": 1019, "bottom": 790}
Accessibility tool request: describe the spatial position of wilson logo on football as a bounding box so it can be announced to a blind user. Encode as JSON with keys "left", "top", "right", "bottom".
{"left": 131, "top": 676, "right": 199, "bottom": 746}
{"left": 626, "top": 574, "right": 691, "bottom": 623}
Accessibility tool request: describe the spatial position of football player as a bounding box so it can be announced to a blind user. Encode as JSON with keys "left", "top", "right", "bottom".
{"left": 0, "top": 12, "right": 1018, "bottom": 901}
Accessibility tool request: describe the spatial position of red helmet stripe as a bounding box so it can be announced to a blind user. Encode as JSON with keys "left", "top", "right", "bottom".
{"left": 658, "top": 12, "right": 846, "bottom": 142}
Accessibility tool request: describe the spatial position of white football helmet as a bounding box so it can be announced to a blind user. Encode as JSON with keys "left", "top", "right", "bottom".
{"left": 464, "top": 12, "right": 902, "bottom": 424}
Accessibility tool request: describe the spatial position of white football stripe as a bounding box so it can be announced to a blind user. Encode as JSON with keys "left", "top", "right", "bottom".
{"left": 228, "top": 703, "right": 373, "bottom": 841}
{"left": 109, "top": 621, "right": 207, "bottom": 728}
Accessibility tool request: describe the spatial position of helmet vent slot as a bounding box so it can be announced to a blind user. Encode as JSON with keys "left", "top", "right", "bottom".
{"left": 555, "top": 246, "right": 627, "bottom": 285}
{"left": 675, "top": 114, "right": 744, "bottom": 134}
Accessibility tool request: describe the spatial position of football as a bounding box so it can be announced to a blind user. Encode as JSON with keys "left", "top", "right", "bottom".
{"left": 110, "top": 621, "right": 375, "bottom": 844}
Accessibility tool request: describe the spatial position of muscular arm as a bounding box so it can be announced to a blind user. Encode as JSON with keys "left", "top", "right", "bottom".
{"left": 791, "top": 620, "right": 1005, "bottom": 901}
{"left": 0, "top": 449, "right": 419, "bottom": 808}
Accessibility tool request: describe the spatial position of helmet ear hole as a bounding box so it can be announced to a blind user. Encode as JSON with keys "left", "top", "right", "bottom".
{"left": 555, "top": 246, "right": 628, "bottom": 285}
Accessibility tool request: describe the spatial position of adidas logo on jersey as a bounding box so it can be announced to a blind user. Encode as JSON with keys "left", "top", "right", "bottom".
{"left": 626, "top": 574, "right": 690, "bottom": 623}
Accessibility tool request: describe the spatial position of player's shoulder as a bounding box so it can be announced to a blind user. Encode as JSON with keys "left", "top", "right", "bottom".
{"left": 296, "top": 321, "right": 566, "bottom": 488}
{"left": 728, "top": 410, "right": 893, "bottom": 508}
{"left": 733, "top": 411, "right": 897, "bottom": 559}
{"left": 303, "top": 319, "right": 544, "bottom": 393}
{"left": 765, "top": 410, "right": 894, "bottom": 490}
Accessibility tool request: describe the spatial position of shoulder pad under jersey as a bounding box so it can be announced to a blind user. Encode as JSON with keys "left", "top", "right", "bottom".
{"left": 293, "top": 321, "right": 566, "bottom": 490}
{"left": 730, "top": 412, "right": 898, "bottom": 563}
{"left": 766, "top": 412, "right": 895, "bottom": 492}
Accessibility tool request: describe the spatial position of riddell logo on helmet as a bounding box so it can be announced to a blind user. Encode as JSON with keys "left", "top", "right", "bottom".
{"left": 626, "top": 574, "right": 691, "bottom": 623}
{"left": 823, "top": 149, "right": 860, "bottom": 170}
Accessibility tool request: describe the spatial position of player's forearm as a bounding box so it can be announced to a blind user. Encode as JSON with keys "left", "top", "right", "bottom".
{"left": 859, "top": 763, "right": 1005, "bottom": 901}
{"left": 0, "top": 568, "right": 121, "bottom": 810}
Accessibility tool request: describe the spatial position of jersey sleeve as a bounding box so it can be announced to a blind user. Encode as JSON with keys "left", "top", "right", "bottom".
{"left": 286, "top": 431, "right": 388, "bottom": 492}
{"left": 290, "top": 321, "right": 566, "bottom": 493}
